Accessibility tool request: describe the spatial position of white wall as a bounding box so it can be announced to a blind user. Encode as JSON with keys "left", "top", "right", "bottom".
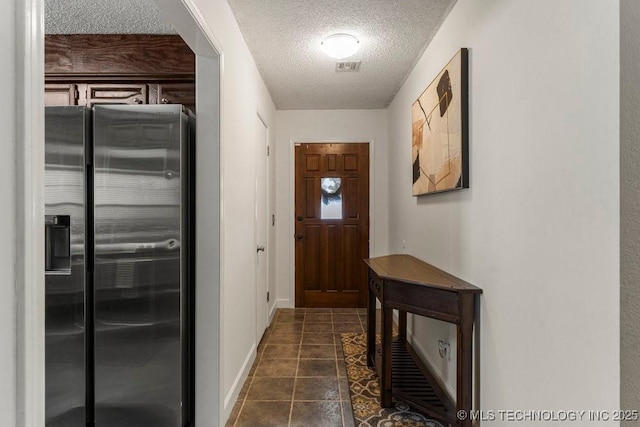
{"left": 183, "top": 0, "right": 277, "bottom": 421}
{"left": 2, "top": 0, "right": 17, "bottom": 425}
{"left": 621, "top": 0, "right": 640, "bottom": 420}
{"left": 275, "top": 110, "right": 389, "bottom": 307}
{"left": 387, "top": 0, "right": 619, "bottom": 421}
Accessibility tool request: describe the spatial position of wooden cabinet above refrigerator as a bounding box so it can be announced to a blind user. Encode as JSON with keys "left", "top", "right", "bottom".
{"left": 45, "top": 35, "right": 196, "bottom": 112}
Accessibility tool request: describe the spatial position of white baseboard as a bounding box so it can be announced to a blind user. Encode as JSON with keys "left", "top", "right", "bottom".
{"left": 275, "top": 298, "right": 293, "bottom": 309}
{"left": 269, "top": 301, "right": 279, "bottom": 323}
{"left": 223, "top": 344, "right": 256, "bottom": 421}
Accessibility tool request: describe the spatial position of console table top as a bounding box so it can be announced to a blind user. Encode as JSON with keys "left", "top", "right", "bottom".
{"left": 364, "top": 254, "right": 482, "bottom": 294}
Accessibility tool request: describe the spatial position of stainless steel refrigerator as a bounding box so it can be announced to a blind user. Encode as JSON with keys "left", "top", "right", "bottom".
{"left": 45, "top": 105, "right": 194, "bottom": 427}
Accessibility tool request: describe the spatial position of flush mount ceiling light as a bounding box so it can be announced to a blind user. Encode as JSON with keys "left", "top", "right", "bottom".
{"left": 320, "top": 33, "right": 360, "bottom": 60}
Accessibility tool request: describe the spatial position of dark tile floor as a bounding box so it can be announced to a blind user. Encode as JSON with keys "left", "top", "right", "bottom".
{"left": 226, "top": 308, "right": 368, "bottom": 427}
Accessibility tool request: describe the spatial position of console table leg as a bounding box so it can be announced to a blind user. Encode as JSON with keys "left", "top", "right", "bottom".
{"left": 380, "top": 305, "right": 393, "bottom": 408}
{"left": 367, "top": 278, "right": 376, "bottom": 368}
{"left": 398, "top": 310, "right": 407, "bottom": 343}
{"left": 457, "top": 294, "right": 474, "bottom": 427}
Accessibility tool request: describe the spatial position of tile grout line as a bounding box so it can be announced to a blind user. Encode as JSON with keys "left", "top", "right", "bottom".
{"left": 331, "top": 312, "right": 347, "bottom": 427}
{"left": 287, "top": 310, "right": 304, "bottom": 427}
{"left": 334, "top": 318, "right": 347, "bottom": 427}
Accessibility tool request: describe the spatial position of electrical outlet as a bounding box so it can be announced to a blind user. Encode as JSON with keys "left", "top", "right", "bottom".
{"left": 438, "top": 339, "right": 451, "bottom": 361}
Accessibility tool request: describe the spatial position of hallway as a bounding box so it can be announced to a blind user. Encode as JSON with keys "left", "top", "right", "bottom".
{"left": 226, "top": 308, "right": 366, "bottom": 427}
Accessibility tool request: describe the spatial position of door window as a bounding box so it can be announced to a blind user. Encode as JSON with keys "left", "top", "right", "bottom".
{"left": 320, "top": 177, "right": 342, "bottom": 219}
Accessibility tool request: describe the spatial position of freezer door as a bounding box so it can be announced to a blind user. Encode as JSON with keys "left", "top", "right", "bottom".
{"left": 93, "top": 105, "right": 186, "bottom": 427}
{"left": 45, "top": 106, "right": 88, "bottom": 426}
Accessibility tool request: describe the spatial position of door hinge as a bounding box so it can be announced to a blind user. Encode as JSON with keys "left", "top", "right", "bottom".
{"left": 267, "top": 145, "right": 270, "bottom": 156}
{"left": 267, "top": 292, "right": 270, "bottom": 302}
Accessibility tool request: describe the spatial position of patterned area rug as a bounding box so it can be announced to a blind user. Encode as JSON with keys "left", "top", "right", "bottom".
{"left": 340, "top": 333, "right": 444, "bottom": 427}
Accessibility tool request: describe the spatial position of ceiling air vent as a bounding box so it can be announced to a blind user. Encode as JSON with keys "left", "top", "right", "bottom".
{"left": 335, "top": 61, "right": 361, "bottom": 72}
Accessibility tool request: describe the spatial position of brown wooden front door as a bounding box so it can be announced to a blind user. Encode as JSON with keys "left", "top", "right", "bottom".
{"left": 295, "top": 143, "right": 370, "bottom": 307}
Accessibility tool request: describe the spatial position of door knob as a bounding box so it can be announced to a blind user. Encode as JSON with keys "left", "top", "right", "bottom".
{"left": 257, "top": 245, "right": 265, "bottom": 252}
{"left": 296, "top": 233, "right": 303, "bottom": 240}
{"left": 296, "top": 216, "right": 303, "bottom": 221}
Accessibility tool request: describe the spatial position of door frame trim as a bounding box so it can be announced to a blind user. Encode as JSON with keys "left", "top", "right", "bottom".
{"left": 254, "top": 111, "right": 270, "bottom": 342}
{"left": 288, "top": 139, "right": 376, "bottom": 307}
{"left": 15, "top": 1, "right": 46, "bottom": 425}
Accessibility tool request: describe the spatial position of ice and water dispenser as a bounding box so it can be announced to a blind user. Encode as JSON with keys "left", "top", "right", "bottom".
{"left": 45, "top": 215, "right": 71, "bottom": 274}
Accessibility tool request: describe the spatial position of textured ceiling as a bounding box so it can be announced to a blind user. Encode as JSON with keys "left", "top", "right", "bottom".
{"left": 45, "top": 0, "right": 176, "bottom": 34}
{"left": 228, "top": 0, "right": 457, "bottom": 109}
{"left": 46, "top": 0, "right": 456, "bottom": 109}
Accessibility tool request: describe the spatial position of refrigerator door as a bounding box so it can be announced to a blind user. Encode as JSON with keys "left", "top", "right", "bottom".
{"left": 93, "top": 105, "right": 186, "bottom": 426}
{"left": 45, "top": 106, "right": 88, "bottom": 426}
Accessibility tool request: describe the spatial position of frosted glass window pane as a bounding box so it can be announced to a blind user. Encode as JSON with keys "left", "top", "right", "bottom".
{"left": 321, "top": 177, "right": 342, "bottom": 219}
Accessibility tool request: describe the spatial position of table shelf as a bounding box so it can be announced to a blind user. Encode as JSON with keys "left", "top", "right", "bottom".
{"left": 391, "top": 340, "right": 455, "bottom": 424}
{"left": 370, "top": 340, "right": 454, "bottom": 424}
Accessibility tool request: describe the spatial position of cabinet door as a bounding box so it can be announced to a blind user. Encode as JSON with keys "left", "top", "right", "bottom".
{"left": 82, "top": 83, "right": 147, "bottom": 107}
{"left": 155, "top": 83, "right": 195, "bottom": 112}
{"left": 45, "top": 84, "right": 78, "bottom": 106}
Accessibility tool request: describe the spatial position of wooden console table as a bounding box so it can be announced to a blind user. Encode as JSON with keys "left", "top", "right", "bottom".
{"left": 365, "top": 255, "right": 482, "bottom": 427}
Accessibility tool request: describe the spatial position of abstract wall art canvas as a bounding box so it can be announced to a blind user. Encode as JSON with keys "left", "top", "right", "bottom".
{"left": 412, "top": 48, "right": 469, "bottom": 196}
